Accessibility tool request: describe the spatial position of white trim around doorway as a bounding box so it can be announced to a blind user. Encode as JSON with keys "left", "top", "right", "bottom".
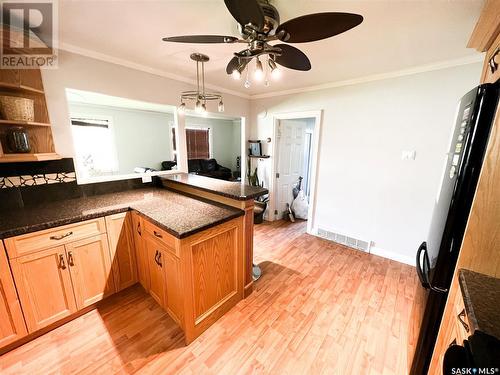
{"left": 270, "top": 110, "right": 323, "bottom": 235}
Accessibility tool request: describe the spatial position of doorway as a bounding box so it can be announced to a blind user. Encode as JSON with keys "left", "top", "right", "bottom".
{"left": 271, "top": 111, "right": 322, "bottom": 234}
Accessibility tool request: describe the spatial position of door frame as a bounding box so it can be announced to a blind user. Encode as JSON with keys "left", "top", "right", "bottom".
{"left": 270, "top": 110, "right": 323, "bottom": 234}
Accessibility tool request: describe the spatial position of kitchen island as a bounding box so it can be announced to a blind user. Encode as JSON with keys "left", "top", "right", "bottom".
{"left": 160, "top": 173, "right": 268, "bottom": 296}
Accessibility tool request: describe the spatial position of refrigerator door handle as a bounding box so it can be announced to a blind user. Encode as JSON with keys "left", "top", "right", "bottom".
{"left": 416, "top": 242, "right": 430, "bottom": 288}
{"left": 416, "top": 242, "right": 448, "bottom": 293}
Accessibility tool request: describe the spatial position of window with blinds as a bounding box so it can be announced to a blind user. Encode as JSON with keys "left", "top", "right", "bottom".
{"left": 186, "top": 128, "right": 210, "bottom": 159}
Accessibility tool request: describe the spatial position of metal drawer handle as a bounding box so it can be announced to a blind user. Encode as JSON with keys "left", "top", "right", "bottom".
{"left": 458, "top": 308, "right": 470, "bottom": 333}
{"left": 157, "top": 252, "right": 162, "bottom": 268}
{"left": 58, "top": 254, "right": 66, "bottom": 269}
{"left": 50, "top": 231, "right": 73, "bottom": 241}
{"left": 137, "top": 222, "right": 141, "bottom": 236}
{"left": 154, "top": 250, "right": 159, "bottom": 265}
{"left": 67, "top": 251, "right": 75, "bottom": 266}
{"left": 153, "top": 230, "right": 163, "bottom": 238}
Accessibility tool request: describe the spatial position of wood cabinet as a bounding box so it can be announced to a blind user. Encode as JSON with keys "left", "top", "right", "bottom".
{"left": 131, "top": 212, "right": 150, "bottom": 290}
{"left": 10, "top": 246, "right": 77, "bottom": 333}
{"left": 145, "top": 237, "right": 166, "bottom": 308}
{"left": 2, "top": 211, "right": 245, "bottom": 348}
{"left": 163, "top": 250, "right": 183, "bottom": 325}
{"left": 6, "top": 219, "right": 115, "bottom": 333}
{"left": 65, "top": 234, "right": 114, "bottom": 309}
{"left": 0, "top": 242, "right": 27, "bottom": 347}
{"left": 105, "top": 213, "right": 137, "bottom": 291}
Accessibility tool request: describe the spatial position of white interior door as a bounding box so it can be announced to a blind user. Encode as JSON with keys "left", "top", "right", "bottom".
{"left": 276, "top": 119, "right": 307, "bottom": 219}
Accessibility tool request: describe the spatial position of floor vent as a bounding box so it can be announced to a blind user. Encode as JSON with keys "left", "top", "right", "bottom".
{"left": 317, "top": 228, "right": 371, "bottom": 252}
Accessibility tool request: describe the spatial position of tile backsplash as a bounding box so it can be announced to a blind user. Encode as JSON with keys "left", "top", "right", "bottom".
{"left": 0, "top": 172, "right": 76, "bottom": 188}
{"left": 0, "top": 158, "right": 153, "bottom": 210}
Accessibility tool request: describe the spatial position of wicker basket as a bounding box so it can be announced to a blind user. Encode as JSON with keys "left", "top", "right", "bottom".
{"left": 0, "top": 96, "right": 35, "bottom": 122}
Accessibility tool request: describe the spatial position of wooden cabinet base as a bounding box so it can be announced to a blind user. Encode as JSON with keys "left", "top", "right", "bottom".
{"left": 133, "top": 211, "right": 245, "bottom": 345}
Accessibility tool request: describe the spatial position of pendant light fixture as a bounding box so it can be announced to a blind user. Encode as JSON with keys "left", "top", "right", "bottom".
{"left": 178, "top": 53, "right": 224, "bottom": 114}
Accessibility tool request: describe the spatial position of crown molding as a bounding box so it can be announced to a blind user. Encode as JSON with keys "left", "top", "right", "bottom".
{"left": 59, "top": 42, "right": 251, "bottom": 100}
{"left": 59, "top": 43, "right": 483, "bottom": 102}
{"left": 249, "top": 54, "right": 484, "bottom": 100}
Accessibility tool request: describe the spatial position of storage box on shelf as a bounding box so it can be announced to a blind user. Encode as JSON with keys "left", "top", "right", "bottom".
{"left": 0, "top": 69, "right": 60, "bottom": 163}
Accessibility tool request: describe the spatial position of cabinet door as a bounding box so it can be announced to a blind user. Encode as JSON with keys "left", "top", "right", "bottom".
{"left": 0, "top": 241, "right": 27, "bottom": 348}
{"left": 10, "top": 246, "right": 77, "bottom": 333}
{"left": 131, "top": 212, "right": 150, "bottom": 290}
{"left": 66, "top": 234, "right": 115, "bottom": 309}
{"left": 163, "top": 250, "right": 183, "bottom": 325}
{"left": 105, "top": 213, "right": 138, "bottom": 291}
{"left": 145, "top": 238, "right": 165, "bottom": 307}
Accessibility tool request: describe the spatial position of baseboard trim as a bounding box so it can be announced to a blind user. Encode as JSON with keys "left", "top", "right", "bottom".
{"left": 369, "top": 246, "right": 415, "bottom": 266}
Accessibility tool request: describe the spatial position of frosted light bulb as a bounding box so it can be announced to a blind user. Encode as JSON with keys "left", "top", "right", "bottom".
{"left": 178, "top": 102, "right": 185, "bottom": 114}
{"left": 271, "top": 67, "right": 281, "bottom": 80}
{"left": 231, "top": 70, "right": 241, "bottom": 80}
{"left": 195, "top": 100, "right": 202, "bottom": 113}
{"left": 254, "top": 59, "right": 264, "bottom": 81}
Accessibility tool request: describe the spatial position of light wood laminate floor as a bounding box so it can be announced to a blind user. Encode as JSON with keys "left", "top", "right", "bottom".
{"left": 1, "top": 220, "right": 417, "bottom": 375}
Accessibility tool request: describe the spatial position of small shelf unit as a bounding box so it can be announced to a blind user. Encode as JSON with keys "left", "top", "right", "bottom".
{"left": 0, "top": 69, "right": 60, "bottom": 163}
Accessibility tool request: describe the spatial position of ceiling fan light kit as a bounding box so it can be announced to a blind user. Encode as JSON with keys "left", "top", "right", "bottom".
{"left": 163, "top": 0, "right": 363, "bottom": 89}
{"left": 178, "top": 53, "right": 224, "bottom": 115}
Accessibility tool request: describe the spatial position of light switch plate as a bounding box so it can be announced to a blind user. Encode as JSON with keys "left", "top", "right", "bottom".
{"left": 401, "top": 150, "right": 416, "bottom": 160}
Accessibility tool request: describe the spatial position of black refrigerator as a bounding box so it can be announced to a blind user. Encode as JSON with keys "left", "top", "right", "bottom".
{"left": 410, "top": 81, "right": 499, "bottom": 375}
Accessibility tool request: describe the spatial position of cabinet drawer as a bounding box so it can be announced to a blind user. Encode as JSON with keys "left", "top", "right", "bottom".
{"left": 143, "top": 220, "right": 178, "bottom": 256}
{"left": 4, "top": 218, "right": 106, "bottom": 258}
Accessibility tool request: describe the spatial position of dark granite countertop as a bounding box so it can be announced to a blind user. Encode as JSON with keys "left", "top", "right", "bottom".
{"left": 160, "top": 173, "right": 268, "bottom": 201}
{"left": 0, "top": 188, "right": 243, "bottom": 239}
{"left": 458, "top": 269, "right": 500, "bottom": 340}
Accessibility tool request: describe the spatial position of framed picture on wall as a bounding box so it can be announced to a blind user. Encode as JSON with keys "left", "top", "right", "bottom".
{"left": 249, "top": 140, "right": 262, "bottom": 156}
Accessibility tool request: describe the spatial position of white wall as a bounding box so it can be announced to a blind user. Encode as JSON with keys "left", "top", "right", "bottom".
{"left": 41, "top": 50, "right": 250, "bottom": 159}
{"left": 250, "top": 62, "right": 482, "bottom": 264}
{"left": 68, "top": 102, "right": 174, "bottom": 173}
{"left": 185, "top": 116, "right": 241, "bottom": 171}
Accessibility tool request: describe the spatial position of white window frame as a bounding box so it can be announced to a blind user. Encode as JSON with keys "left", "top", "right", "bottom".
{"left": 70, "top": 112, "right": 120, "bottom": 181}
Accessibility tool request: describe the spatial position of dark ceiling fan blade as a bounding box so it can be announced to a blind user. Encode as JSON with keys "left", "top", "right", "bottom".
{"left": 277, "top": 12, "right": 363, "bottom": 43}
{"left": 274, "top": 44, "right": 311, "bottom": 71}
{"left": 162, "top": 35, "right": 240, "bottom": 43}
{"left": 224, "top": 0, "right": 265, "bottom": 29}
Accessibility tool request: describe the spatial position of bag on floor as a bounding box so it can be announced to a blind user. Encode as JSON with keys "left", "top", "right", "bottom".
{"left": 291, "top": 190, "right": 308, "bottom": 220}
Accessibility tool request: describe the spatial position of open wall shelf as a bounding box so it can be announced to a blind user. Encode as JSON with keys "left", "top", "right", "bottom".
{"left": 0, "top": 69, "right": 60, "bottom": 163}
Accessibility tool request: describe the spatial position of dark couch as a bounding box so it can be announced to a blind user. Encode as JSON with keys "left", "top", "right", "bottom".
{"left": 188, "top": 158, "right": 232, "bottom": 180}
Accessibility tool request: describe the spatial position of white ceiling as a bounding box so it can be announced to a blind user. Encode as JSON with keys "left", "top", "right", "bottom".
{"left": 59, "top": 0, "right": 484, "bottom": 96}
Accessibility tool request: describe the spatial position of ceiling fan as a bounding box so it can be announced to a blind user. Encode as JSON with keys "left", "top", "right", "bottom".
{"left": 163, "top": 0, "right": 363, "bottom": 86}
